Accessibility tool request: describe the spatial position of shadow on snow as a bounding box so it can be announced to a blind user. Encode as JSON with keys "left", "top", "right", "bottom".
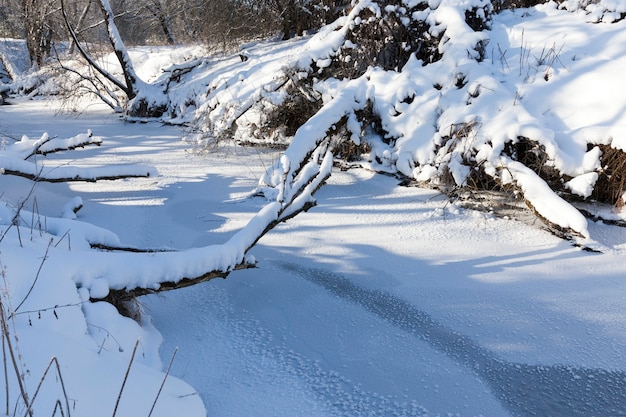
{"left": 279, "top": 262, "right": 626, "bottom": 417}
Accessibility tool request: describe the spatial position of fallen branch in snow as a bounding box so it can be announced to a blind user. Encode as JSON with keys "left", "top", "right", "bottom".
{"left": 100, "top": 262, "right": 255, "bottom": 305}
{"left": 498, "top": 157, "right": 589, "bottom": 238}
{"left": 24, "top": 130, "right": 102, "bottom": 158}
{"left": 85, "top": 78, "right": 366, "bottom": 313}
{"left": 89, "top": 243, "right": 174, "bottom": 253}
{"left": 84, "top": 135, "right": 334, "bottom": 316}
{"left": 1, "top": 165, "right": 154, "bottom": 183}
{"left": 0, "top": 131, "right": 157, "bottom": 182}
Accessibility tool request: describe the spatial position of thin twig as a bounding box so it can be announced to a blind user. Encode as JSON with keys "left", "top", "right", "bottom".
{"left": 51, "top": 399, "right": 66, "bottom": 417}
{"left": 10, "top": 301, "right": 86, "bottom": 318}
{"left": 111, "top": 340, "right": 139, "bottom": 417}
{"left": 87, "top": 323, "right": 125, "bottom": 354}
{"left": 52, "top": 358, "right": 71, "bottom": 417}
{"left": 24, "top": 356, "right": 71, "bottom": 417}
{"left": 0, "top": 171, "right": 41, "bottom": 245}
{"left": 0, "top": 301, "right": 32, "bottom": 416}
{"left": 14, "top": 238, "right": 53, "bottom": 313}
{"left": 2, "top": 332, "right": 8, "bottom": 416}
{"left": 53, "top": 230, "right": 71, "bottom": 248}
{"left": 147, "top": 347, "right": 177, "bottom": 417}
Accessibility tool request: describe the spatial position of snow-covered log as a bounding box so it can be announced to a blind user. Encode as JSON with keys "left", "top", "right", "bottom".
{"left": 0, "top": 131, "right": 156, "bottom": 182}
{"left": 19, "top": 136, "right": 334, "bottom": 312}
{"left": 0, "top": 121, "right": 334, "bottom": 312}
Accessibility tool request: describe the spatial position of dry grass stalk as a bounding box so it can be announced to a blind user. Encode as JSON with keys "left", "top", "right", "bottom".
{"left": 0, "top": 299, "right": 32, "bottom": 417}
{"left": 111, "top": 340, "right": 140, "bottom": 417}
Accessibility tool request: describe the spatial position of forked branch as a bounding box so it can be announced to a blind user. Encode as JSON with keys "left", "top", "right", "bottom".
{"left": 92, "top": 140, "right": 334, "bottom": 312}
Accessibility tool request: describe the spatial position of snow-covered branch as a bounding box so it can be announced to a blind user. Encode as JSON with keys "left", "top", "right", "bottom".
{"left": 0, "top": 119, "right": 336, "bottom": 313}
{"left": 181, "top": 0, "right": 626, "bottom": 240}
{"left": 94, "top": 140, "right": 334, "bottom": 308}
{"left": 60, "top": 0, "right": 130, "bottom": 95}
{"left": 0, "top": 131, "right": 156, "bottom": 182}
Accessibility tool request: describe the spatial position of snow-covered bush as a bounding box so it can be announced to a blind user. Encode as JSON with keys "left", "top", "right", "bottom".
{"left": 558, "top": 0, "right": 625, "bottom": 19}
{"left": 181, "top": 0, "right": 626, "bottom": 239}
{"left": 5, "top": 0, "right": 626, "bottom": 238}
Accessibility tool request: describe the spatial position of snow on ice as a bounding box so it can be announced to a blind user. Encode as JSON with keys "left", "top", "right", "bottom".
{"left": 2, "top": 1, "right": 626, "bottom": 416}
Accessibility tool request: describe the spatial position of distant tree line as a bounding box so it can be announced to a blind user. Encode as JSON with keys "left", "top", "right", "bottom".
{"left": 0, "top": 0, "right": 351, "bottom": 70}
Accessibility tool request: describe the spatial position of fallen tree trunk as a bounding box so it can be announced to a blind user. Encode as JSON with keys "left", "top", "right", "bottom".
{"left": 97, "top": 262, "right": 255, "bottom": 307}
{"left": 61, "top": 0, "right": 171, "bottom": 118}
{"left": 1, "top": 167, "right": 154, "bottom": 183}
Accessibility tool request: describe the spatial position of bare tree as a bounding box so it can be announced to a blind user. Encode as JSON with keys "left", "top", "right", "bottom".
{"left": 21, "top": 0, "right": 57, "bottom": 68}
{"left": 67, "top": 0, "right": 95, "bottom": 55}
{"left": 61, "top": 0, "right": 169, "bottom": 117}
{"left": 0, "top": 0, "right": 23, "bottom": 39}
{"left": 2, "top": 0, "right": 97, "bottom": 71}
{"left": 143, "top": 0, "right": 176, "bottom": 44}
{"left": 110, "top": 0, "right": 179, "bottom": 45}
{"left": 22, "top": 0, "right": 98, "bottom": 67}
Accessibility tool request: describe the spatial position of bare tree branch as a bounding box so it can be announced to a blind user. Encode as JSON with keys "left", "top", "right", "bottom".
{"left": 95, "top": 0, "right": 146, "bottom": 98}
{"left": 90, "top": 140, "right": 334, "bottom": 311}
{"left": 68, "top": 0, "right": 94, "bottom": 55}
{"left": 1, "top": 166, "right": 154, "bottom": 183}
{"left": 60, "top": 0, "right": 129, "bottom": 95}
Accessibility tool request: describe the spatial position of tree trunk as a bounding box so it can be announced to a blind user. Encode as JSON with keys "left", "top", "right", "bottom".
{"left": 22, "top": 0, "right": 52, "bottom": 68}
{"left": 281, "top": 0, "right": 297, "bottom": 40}
{"left": 147, "top": 0, "right": 176, "bottom": 45}
{"left": 68, "top": 0, "right": 93, "bottom": 56}
{"left": 97, "top": 0, "right": 142, "bottom": 99}
{"left": 61, "top": 0, "right": 169, "bottom": 118}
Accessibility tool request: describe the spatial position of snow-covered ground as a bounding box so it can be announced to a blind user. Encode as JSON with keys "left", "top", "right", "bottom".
{"left": 2, "top": 98, "right": 626, "bottom": 417}
{"left": 2, "top": 1, "right": 626, "bottom": 416}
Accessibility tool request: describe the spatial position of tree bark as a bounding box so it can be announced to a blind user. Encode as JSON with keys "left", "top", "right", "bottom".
{"left": 146, "top": 0, "right": 176, "bottom": 45}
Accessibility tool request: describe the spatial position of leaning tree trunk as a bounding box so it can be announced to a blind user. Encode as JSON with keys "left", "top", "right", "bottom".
{"left": 68, "top": 0, "right": 93, "bottom": 56}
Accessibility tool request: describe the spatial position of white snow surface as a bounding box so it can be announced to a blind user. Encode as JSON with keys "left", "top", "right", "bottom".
{"left": 1, "top": 1, "right": 626, "bottom": 416}
{"left": 1, "top": 102, "right": 626, "bottom": 416}
{"left": 166, "top": 0, "right": 626, "bottom": 238}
